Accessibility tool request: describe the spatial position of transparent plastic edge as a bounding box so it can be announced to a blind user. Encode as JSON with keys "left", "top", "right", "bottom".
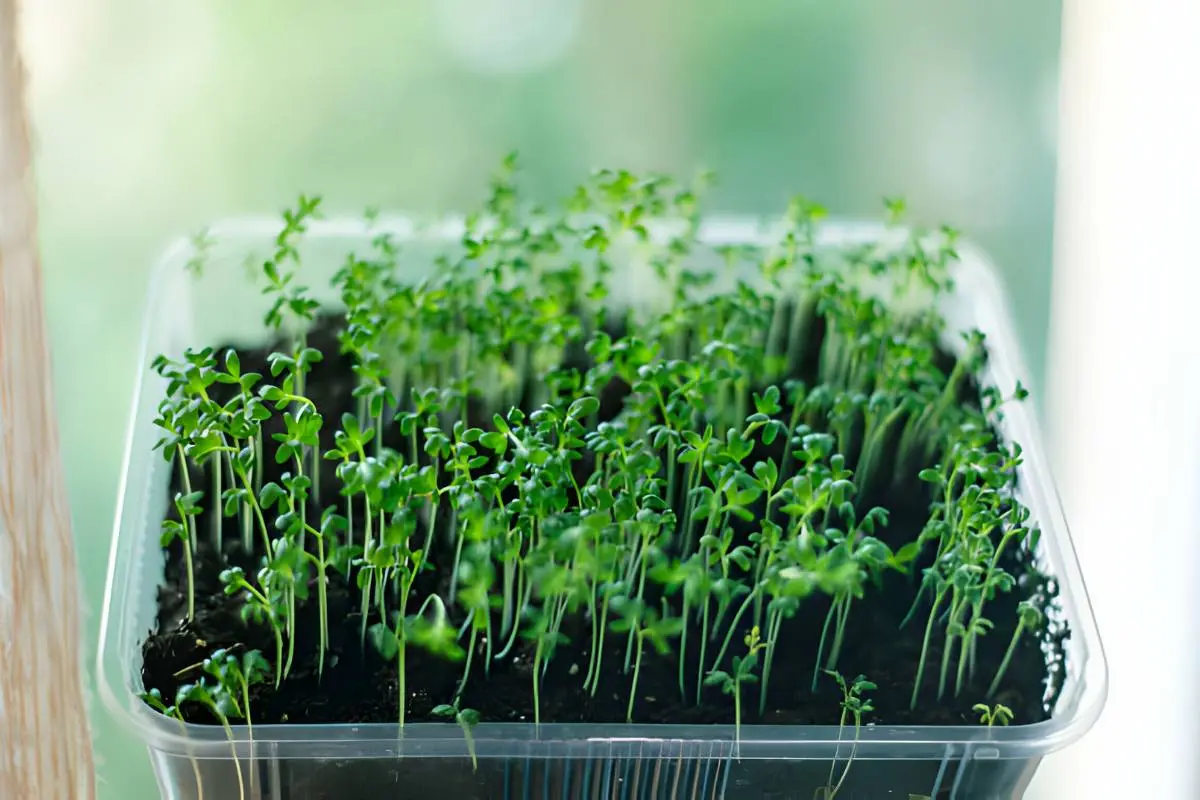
{"left": 95, "top": 232, "right": 195, "bottom": 737}
{"left": 96, "top": 215, "right": 1107, "bottom": 762}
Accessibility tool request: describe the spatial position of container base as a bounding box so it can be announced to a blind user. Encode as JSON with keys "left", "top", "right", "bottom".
{"left": 151, "top": 749, "right": 1042, "bottom": 800}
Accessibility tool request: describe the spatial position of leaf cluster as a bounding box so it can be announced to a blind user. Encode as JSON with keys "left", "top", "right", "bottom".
{"left": 143, "top": 158, "right": 1048, "bottom": 734}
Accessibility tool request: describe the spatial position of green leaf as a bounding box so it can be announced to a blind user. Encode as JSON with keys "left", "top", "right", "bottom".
{"left": 175, "top": 683, "right": 209, "bottom": 708}
{"left": 753, "top": 460, "right": 779, "bottom": 491}
{"left": 241, "top": 373, "right": 264, "bottom": 393}
{"left": 479, "top": 431, "right": 507, "bottom": 453}
{"left": 918, "top": 468, "right": 943, "bottom": 485}
{"left": 894, "top": 541, "right": 922, "bottom": 566}
{"left": 159, "top": 519, "right": 183, "bottom": 547}
{"left": 567, "top": 396, "right": 600, "bottom": 419}
{"left": 176, "top": 491, "right": 205, "bottom": 515}
{"left": 277, "top": 513, "right": 300, "bottom": 537}
{"left": 731, "top": 484, "right": 763, "bottom": 506}
{"left": 319, "top": 509, "right": 348, "bottom": 538}
{"left": 260, "top": 482, "right": 287, "bottom": 510}
{"left": 260, "top": 385, "right": 285, "bottom": 405}
{"left": 761, "top": 422, "right": 781, "bottom": 446}
{"left": 299, "top": 347, "right": 324, "bottom": 368}
{"left": 368, "top": 622, "right": 399, "bottom": 661}
{"left": 222, "top": 489, "right": 244, "bottom": 517}
{"left": 236, "top": 443, "right": 258, "bottom": 474}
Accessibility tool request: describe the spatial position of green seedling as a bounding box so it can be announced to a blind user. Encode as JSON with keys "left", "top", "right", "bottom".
{"left": 219, "top": 566, "right": 285, "bottom": 688}
{"left": 176, "top": 678, "right": 247, "bottom": 800}
{"left": 610, "top": 597, "right": 684, "bottom": 722}
{"left": 704, "top": 625, "right": 767, "bottom": 759}
{"left": 202, "top": 648, "right": 271, "bottom": 739}
{"left": 161, "top": 490, "right": 203, "bottom": 620}
{"left": 973, "top": 702, "right": 1014, "bottom": 727}
{"left": 817, "top": 671, "right": 875, "bottom": 800}
{"left": 142, "top": 162, "right": 1047, "bottom": 748}
{"left": 987, "top": 600, "right": 1045, "bottom": 698}
{"left": 431, "top": 700, "right": 482, "bottom": 772}
{"left": 202, "top": 648, "right": 271, "bottom": 796}
{"left": 371, "top": 594, "right": 464, "bottom": 730}
{"left": 140, "top": 689, "right": 204, "bottom": 798}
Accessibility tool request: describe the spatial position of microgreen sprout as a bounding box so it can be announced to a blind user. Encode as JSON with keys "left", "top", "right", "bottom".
{"left": 142, "top": 163, "right": 1050, "bottom": 747}
{"left": 202, "top": 648, "right": 270, "bottom": 793}
{"left": 818, "top": 671, "right": 876, "bottom": 800}
{"left": 176, "top": 676, "right": 248, "bottom": 800}
{"left": 431, "top": 699, "right": 482, "bottom": 772}
{"left": 973, "top": 702, "right": 1014, "bottom": 727}
{"left": 219, "top": 566, "right": 285, "bottom": 688}
{"left": 371, "top": 594, "right": 464, "bottom": 729}
{"left": 161, "top": 491, "right": 202, "bottom": 620}
{"left": 140, "top": 688, "right": 205, "bottom": 796}
{"left": 704, "top": 625, "right": 767, "bottom": 758}
{"left": 987, "top": 600, "right": 1044, "bottom": 699}
{"left": 612, "top": 597, "right": 684, "bottom": 723}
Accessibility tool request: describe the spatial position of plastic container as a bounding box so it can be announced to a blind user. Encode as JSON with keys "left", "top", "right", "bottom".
{"left": 97, "top": 215, "right": 1106, "bottom": 800}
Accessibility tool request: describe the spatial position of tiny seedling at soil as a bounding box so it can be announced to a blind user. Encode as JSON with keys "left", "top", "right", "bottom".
{"left": 973, "top": 702, "right": 1014, "bottom": 728}
{"left": 704, "top": 625, "right": 768, "bottom": 758}
{"left": 431, "top": 699, "right": 483, "bottom": 771}
{"left": 816, "top": 670, "right": 876, "bottom": 800}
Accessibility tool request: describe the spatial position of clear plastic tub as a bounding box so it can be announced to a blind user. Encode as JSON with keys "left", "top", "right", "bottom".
{"left": 97, "top": 216, "right": 1106, "bottom": 800}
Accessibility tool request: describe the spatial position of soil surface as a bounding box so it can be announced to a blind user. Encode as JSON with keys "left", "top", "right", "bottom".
{"left": 141, "top": 311, "right": 1069, "bottom": 732}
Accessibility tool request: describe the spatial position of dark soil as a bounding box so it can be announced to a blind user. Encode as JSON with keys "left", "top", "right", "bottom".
{"left": 140, "top": 310, "right": 1069, "bottom": 733}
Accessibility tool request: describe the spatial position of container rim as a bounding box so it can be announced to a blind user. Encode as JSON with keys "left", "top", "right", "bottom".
{"left": 96, "top": 213, "right": 1107, "bottom": 761}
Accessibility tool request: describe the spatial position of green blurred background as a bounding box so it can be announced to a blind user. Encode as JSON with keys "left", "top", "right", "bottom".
{"left": 23, "top": 1, "right": 1060, "bottom": 795}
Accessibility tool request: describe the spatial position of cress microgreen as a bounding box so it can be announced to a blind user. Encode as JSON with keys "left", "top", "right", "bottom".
{"left": 431, "top": 699, "right": 482, "bottom": 772}
{"left": 818, "top": 671, "right": 876, "bottom": 800}
{"left": 175, "top": 676, "right": 248, "bottom": 800}
{"left": 704, "top": 625, "right": 767, "bottom": 758}
{"left": 143, "top": 159, "right": 1052, "bottom": 756}
{"left": 973, "top": 702, "right": 1014, "bottom": 727}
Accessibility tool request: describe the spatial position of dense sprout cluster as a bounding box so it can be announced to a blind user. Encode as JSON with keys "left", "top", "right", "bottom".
{"left": 143, "top": 157, "right": 1046, "bottom": 748}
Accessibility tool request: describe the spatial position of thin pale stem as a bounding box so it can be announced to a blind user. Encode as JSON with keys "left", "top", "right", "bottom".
{"left": 937, "top": 593, "right": 964, "bottom": 702}
{"left": 910, "top": 589, "right": 945, "bottom": 711}
{"left": 813, "top": 595, "right": 839, "bottom": 692}
{"left": 709, "top": 586, "right": 759, "bottom": 674}
{"left": 986, "top": 619, "right": 1027, "bottom": 699}
{"left": 626, "top": 631, "right": 645, "bottom": 723}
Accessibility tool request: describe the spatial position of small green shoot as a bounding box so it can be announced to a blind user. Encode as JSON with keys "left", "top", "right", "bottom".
{"left": 431, "top": 700, "right": 482, "bottom": 771}
{"left": 973, "top": 702, "right": 1014, "bottom": 727}
{"left": 987, "top": 600, "right": 1044, "bottom": 699}
{"left": 705, "top": 625, "right": 767, "bottom": 759}
{"left": 817, "top": 671, "right": 875, "bottom": 800}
